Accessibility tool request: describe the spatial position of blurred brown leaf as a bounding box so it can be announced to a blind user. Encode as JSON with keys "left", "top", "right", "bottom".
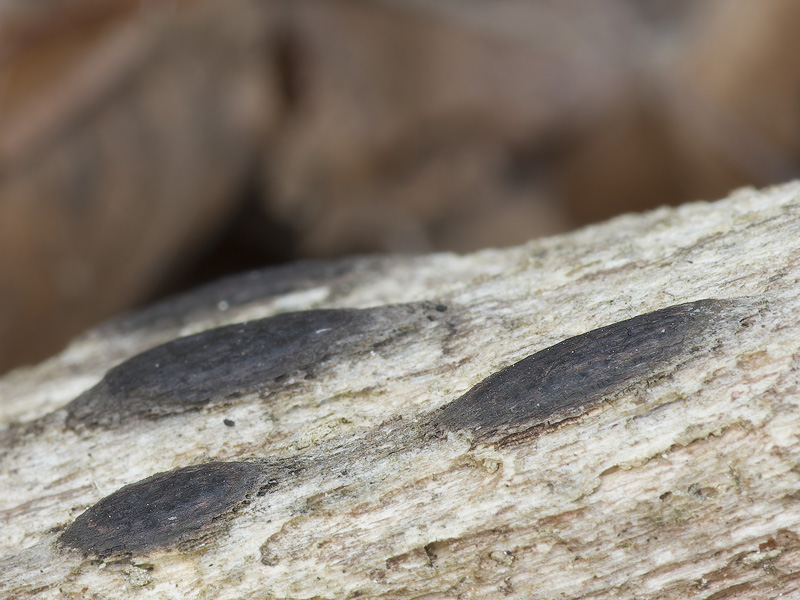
{"left": 2, "top": 0, "right": 800, "bottom": 373}
{"left": 0, "top": 0, "right": 276, "bottom": 370}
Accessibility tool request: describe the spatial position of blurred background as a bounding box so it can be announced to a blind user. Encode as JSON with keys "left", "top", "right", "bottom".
{"left": 2, "top": 0, "right": 800, "bottom": 374}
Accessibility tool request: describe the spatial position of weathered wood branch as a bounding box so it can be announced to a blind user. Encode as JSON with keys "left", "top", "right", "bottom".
{"left": 3, "top": 183, "right": 800, "bottom": 599}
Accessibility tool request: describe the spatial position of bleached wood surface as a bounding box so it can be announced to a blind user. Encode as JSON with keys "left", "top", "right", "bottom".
{"left": 3, "top": 182, "right": 800, "bottom": 599}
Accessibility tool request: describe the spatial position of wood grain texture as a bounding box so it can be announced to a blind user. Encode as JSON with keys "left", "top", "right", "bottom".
{"left": 2, "top": 182, "right": 800, "bottom": 599}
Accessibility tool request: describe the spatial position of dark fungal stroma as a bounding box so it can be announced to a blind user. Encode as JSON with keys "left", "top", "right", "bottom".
{"left": 65, "top": 302, "right": 453, "bottom": 428}
{"left": 433, "top": 299, "right": 733, "bottom": 437}
{"left": 61, "top": 462, "right": 265, "bottom": 556}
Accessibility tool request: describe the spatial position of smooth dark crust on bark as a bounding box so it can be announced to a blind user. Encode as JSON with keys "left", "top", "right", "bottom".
{"left": 99, "top": 258, "right": 382, "bottom": 335}
{"left": 434, "top": 299, "right": 727, "bottom": 436}
{"left": 65, "top": 303, "right": 450, "bottom": 428}
{"left": 60, "top": 462, "right": 263, "bottom": 556}
{"left": 57, "top": 299, "right": 741, "bottom": 560}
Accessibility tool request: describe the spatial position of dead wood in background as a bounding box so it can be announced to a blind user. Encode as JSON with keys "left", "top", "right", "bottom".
{"left": 2, "top": 0, "right": 800, "bottom": 373}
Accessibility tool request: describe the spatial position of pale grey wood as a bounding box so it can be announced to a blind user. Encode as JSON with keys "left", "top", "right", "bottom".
{"left": 3, "top": 183, "right": 800, "bottom": 599}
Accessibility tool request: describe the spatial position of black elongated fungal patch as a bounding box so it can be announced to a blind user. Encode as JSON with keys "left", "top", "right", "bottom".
{"left": 434, "top": 299, "right": 730, "bottom": 436}
{"left": 61, "top": 462, "right": 263, "bottom": 556}
{"left": 103, "top": 257, "right": 380, "bottom": 335}
{"left": 65, "top": 303, "right": 448, "bottom": 428}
